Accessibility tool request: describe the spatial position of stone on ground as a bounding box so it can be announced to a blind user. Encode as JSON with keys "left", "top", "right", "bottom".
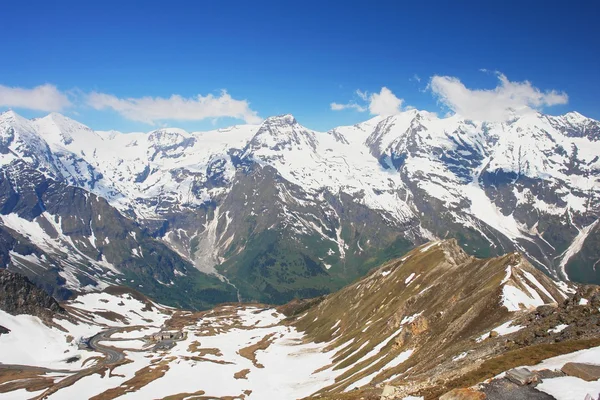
{"left": 506, "top": 368, "right": 537, "bottom": 385}
{"left": 561, "top": 362, "right": 600, "bottom": 382}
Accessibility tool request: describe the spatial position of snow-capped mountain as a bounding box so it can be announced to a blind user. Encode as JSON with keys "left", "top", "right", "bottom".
{"left": 0, "top": 109, "right": 598, "bottom": 304}
{"left": 0, "top": 159, "right": 238, "bottom": 308}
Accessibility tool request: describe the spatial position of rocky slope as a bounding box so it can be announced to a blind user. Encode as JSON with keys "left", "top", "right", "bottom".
{"left": 0, "top": 109, "right": 599, "bottom": 304}
{"left": 0, "top": 268, "right": 63, "bottom": 320}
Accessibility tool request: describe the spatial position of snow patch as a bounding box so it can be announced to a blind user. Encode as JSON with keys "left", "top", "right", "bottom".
{"left": 549, "top": 324, "right": 569, "bottom": 334}
{"left": 477, "top": 320, "right": 524, "bottom": 342}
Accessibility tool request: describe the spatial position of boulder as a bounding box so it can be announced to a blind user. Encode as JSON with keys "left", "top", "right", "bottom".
{"left": 506, "top": 368, "right": 537, "bottom": 385}
{"left": 393, "top": 329, "right": 411, "bottom": 349}
{"left": 536, "top": 369, "right": 565, "bottom": 380}
{"left": 561, "top": 362, "right": 600, "bottom": 382}
{"left": 439, "top": 387, "right": 486, "bottom": 400}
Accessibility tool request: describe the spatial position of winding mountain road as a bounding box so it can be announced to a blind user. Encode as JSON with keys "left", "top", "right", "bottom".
{"left": 87, "top": 327, "right": 127, "bottom": 365}
{"left": 2, "top": 325, "right": 183, "bottom": 399}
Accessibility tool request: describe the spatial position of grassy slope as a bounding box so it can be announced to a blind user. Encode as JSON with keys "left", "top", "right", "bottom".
{"left": 217, "top": 228, "right": 414, "bottom": 304}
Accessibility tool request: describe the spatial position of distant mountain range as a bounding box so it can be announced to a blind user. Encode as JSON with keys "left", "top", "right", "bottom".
{"left": 0, "top": 109, "right": 598, "bottom": 308}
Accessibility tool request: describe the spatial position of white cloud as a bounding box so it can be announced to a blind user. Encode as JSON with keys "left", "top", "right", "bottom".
{"left": 330, "top": 102, "right": 366, "bottom": 112}
{"left": 368, "top": 87, "right": 403, "bottom": 116}
{"left": 331, "top": 87, "right": 405, "bottom": 116}
{"left": 0, "top": 84, "right": 72, "bottom": 112}
{"left": 86, "top": 90, "right": 262, "bottom": 125}
{"left": 430, "top": 72, "right": 568, "bottom": 121}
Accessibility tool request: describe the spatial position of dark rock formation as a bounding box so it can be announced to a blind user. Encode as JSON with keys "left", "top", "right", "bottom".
{"left": 0, "top": 268, "right": 64, "bottom": 320}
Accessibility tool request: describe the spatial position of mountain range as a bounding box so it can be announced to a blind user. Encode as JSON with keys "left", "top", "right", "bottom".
{"left": 0, "top": 109, "right": 599, "bottom": 308}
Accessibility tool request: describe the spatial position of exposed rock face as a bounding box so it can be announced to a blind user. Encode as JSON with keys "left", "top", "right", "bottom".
{"left": 507, "top": 285, "right": 600, "bottom": 347}
{"left": 0, "top": 268, "right": 64, "bottom": 320}
{"left": 505, "top": 368, "right": 537, "bottom": 385}
{"left": 380, "top": 385, "right": 398, "bottom": 399}
{"left": 478, "top": 371, "right": 561, "bottom": 400}
{"left": 409, "top": 316, "right": 429, "bottom": 335}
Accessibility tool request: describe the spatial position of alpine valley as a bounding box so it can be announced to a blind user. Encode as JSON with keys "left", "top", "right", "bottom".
{"left": 0, "top": 109, "right": 599, "bottom": 309}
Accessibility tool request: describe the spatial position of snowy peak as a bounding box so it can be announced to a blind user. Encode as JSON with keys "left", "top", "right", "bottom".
{"left": 148, "top": 127, "right": 192, "bottom": 143}
{"left": 547, "top": 111, "right": 600, "bottom": 141}
{"left": 33, "top": 112, "right": 98, "bottom": 147}
{"left": 244, "top": 113, "right": 317, "bottom": 154}
{"left": 262, "top": 113, "right": 298, "bottom": 126}
{"left": 564, "top": 110, "right": 588, "bottom": 120}
{"left": 0, "top": 110, "right": 36, "bottom": 133}
{"left": 364, "top": 110, "right": 437, "bottom": 159}
{"left": 0, "top": 109, "right": 599, "bottom": 288}
{"left": 0, "top": 110, "right": 56, "bottom": 173}
{"left": 37, "top": 112, "right": 91, "bottom": 130}
{"left": 0, "top": 109, "right": 21, "bottom": 123}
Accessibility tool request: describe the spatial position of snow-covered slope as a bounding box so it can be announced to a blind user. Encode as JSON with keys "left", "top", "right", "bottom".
{"left": 0, "top": 288, "right": 171, "bottom": 371}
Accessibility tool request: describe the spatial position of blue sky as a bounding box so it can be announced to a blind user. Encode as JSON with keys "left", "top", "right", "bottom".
{"left": 0, "top": 0, "right": 598, "bottom": 132}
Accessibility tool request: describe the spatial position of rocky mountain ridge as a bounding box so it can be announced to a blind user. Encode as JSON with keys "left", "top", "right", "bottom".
{"left": 291, "top": 240, "right": 579, "bottom": 396}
